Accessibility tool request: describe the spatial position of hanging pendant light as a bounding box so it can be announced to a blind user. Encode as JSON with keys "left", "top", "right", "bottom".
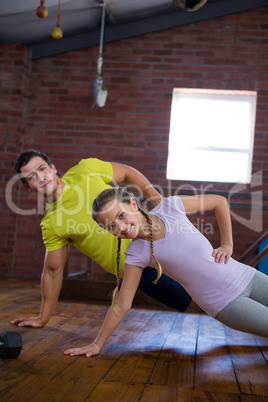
{"left": 51, "top": 0, "right": 63, "bottom": 39}
{"left": 94, "top": 1, "right": 108, "bottom": 107}
{"left": 36, "top": 0, "right": 48, "bottom": 18}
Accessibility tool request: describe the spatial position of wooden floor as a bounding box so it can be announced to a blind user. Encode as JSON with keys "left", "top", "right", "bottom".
{"left": 0, "top": 278, "right": 268, "bottom": 402}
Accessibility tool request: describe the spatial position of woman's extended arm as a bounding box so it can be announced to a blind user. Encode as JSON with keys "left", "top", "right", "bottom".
{"left": 64, "top": 264, "right": 142, "bottom": 357}
{"left": 181, "top": 195, "right": 233, "bottom": 264}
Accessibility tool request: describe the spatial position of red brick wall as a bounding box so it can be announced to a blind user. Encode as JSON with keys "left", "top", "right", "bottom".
{"left": 1, "top": 6, "right": 267, "bottom": 279}
{"left": 0, "top": 45, "right": 31, "bottom": 275}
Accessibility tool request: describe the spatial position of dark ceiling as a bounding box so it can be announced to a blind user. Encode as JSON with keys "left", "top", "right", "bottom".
{"left": 0, "top": 0, "right": 267, "bottom": 59}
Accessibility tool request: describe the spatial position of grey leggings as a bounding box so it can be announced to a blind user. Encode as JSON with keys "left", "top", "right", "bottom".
{"left": 216, "top": 270, "right": 268, "bottom": 338}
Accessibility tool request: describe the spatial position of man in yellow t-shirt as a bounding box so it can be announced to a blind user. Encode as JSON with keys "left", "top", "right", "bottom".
{"left": 41, "top": 157, "right": 130, "bottom": 278}
{"left": 11, "top": 150, "right": 191, "bottom": 328}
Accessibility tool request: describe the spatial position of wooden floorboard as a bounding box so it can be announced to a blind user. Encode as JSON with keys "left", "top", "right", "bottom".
{"left": 0, "top": 278, "right": 268, "bottom": 401}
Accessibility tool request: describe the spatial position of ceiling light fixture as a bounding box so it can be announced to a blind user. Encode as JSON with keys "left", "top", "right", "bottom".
{"left": 173, "top": 0, "right": 207, "bottom": 11}
{"left": 94, "top": 0, "right": 108, "bottom": 107}
{"left": 51, "top": 0, "right": 63, "bottom": 39}
{"left": 36, "top": 0, "right": 48, "bottom": 18}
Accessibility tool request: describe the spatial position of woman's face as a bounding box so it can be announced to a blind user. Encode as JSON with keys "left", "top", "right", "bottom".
{"left": 97, "top": 197, "right": 142, "bottom": 239}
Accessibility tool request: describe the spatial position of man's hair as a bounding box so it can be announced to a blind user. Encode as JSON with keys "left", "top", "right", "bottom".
{"left": 15, "top": 149, "right": 52, "bottom": 187}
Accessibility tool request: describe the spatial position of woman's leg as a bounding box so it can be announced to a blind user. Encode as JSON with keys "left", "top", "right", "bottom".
{"left": 216, "top": 271, "right": 268, "bottom": 337}
{"left": 245, "top": 270, "right": 268, "bottom": 306}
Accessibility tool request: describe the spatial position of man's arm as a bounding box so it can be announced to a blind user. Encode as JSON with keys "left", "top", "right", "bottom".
{"left": 111, "top": 162, "right": 163, "bottom": 206}
{"left": 181, "top": 195, "right": 233, "bottom": 264}
{"left": 10, "top": 245, "right": 68, "bottom": 327}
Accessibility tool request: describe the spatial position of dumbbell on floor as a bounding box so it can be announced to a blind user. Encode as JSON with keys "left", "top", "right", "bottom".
{"left": 0, "top": 331, "right": 23, "bottom": 359}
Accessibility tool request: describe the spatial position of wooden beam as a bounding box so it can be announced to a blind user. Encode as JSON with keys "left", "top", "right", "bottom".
{"left": 249, "top": 245, "right": 268, "bottom": 268}
{"left": 239, "top": 231, "right": 268, "bottom": 263}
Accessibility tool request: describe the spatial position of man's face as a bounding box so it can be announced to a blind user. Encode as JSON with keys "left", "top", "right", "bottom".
{"left": 20, "top": 156, "right": 58, "bottom": 199}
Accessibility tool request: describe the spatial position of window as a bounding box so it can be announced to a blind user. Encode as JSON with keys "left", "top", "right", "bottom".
{"left": 166, "top": 88, "right": 257, "bottom": 183}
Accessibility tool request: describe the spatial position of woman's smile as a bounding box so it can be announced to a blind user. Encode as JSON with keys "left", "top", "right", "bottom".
{"left": 122, "top": 225, "right": 132, "bottom": 236}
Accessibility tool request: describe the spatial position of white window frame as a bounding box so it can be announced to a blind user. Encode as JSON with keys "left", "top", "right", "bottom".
{"left": 166, "top": 88, "right": 257, "bottom": 184}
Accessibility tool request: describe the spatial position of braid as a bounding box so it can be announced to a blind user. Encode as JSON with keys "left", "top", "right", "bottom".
{"left": 92, "top": 186, "right": 162, "bottom": 307}
{"left": 112, "top": 238, "right": 121, "bottom": 307}
{"left": 139, "top": 207, "right": 162, "bottom": 283}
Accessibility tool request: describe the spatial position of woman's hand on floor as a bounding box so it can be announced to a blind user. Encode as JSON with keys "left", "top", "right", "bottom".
{"left": 64, "top": 342, "right": 100, "bottom": 357}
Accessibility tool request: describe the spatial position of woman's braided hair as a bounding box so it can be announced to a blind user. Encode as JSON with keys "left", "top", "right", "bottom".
{"left": 92, "top": 187, "right": 162, "bottom": 306}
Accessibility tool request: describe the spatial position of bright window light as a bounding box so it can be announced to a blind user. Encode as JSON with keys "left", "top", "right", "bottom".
{"left": 166, "top": 88, "right": 257, "bottom": 183}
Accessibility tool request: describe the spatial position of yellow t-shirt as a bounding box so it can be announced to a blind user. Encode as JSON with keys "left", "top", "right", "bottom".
{"left": 41, "top": 158, "right": 131, "bottom": 277}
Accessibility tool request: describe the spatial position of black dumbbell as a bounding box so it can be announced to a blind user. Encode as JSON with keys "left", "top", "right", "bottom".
{"left": 0, "top": 331, "right": 23, "bottom": 359}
